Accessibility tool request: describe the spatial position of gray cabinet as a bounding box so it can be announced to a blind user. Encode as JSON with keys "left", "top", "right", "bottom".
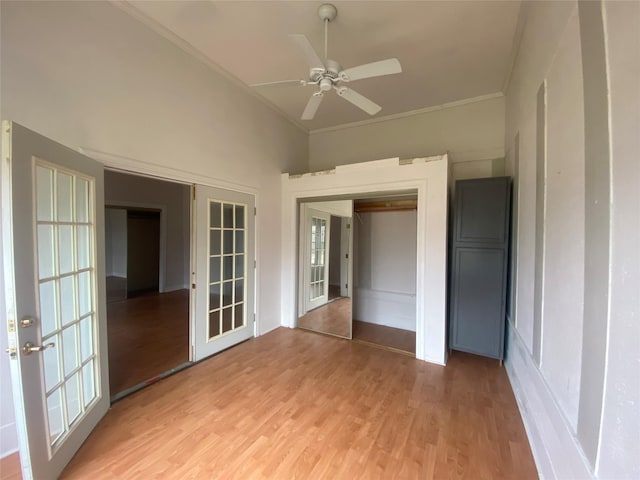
{"left": 449, "top": 177, "right": 511, "bottom": 359}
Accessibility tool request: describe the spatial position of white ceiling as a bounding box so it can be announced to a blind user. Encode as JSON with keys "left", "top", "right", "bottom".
{"left": 125, "top": 1, "right": 521, "bottom": 132}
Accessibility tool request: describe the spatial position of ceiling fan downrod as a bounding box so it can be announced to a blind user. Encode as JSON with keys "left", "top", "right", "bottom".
{"left": 317, "top": 3, "right": 337, "bottom": 61}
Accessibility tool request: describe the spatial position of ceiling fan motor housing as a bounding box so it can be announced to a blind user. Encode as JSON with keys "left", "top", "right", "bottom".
{"left": 310, "top": 59, "right": 341, "bottom": 88}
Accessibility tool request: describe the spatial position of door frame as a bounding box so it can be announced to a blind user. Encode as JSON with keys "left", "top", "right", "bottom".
{"left": 281, "top": 155, "right": 450, "bottom": 365}
{"left": 80, "top": 149, "right": 261, "bottom": 351}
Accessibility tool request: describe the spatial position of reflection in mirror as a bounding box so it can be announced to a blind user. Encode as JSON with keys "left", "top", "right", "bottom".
{"left": 297, "top": 200, "right": 353, "bottom": 338}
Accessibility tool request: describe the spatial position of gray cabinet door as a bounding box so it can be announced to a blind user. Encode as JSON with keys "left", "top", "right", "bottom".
{"left": 449, "top": 177, "right": 511, "bottom": 359}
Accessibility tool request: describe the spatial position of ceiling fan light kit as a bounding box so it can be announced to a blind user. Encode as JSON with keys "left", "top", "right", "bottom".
{"left": 251, "top": 3, "right": 402, "bottom": 121}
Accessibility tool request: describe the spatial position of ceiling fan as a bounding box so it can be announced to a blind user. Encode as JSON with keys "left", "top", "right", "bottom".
{"left": 251, "top": 3, "right": 402, "bottom": 120}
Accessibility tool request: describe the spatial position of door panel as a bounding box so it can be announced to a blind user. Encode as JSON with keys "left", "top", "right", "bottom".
{"left": 2, "top": 121, "right": 109, "bottom": 480}
{"left": 303, "top": 208, "right": 331, "bottom": 312}
{"left": 194, "top": 185, "right": 254, "bottom": 361}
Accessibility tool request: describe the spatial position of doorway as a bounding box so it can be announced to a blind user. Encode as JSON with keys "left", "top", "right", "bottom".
{"left": 104, "top": 171, "right": 191, "bottom": 398}
{"left": 351, "top": 196, "right": 418, "bottom": 355}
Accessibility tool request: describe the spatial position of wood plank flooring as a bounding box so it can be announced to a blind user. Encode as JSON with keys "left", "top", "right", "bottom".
{"left": 353, "top": 319, "right": 416, "bottom": 355}
{"left": 61, "top": 327, "right": 537, "bottom": 479}
{"left": 107, "top": 289, "right": 189, "bottom": 395}
{"left": 297, "top": 297, "right": 351, "bottom": 338}
{"left": 0, "top": 453, "right": 21, "bottom": 480}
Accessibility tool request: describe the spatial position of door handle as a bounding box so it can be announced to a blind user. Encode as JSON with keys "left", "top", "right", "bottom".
{"left": 22, "top": 341, "right": 55, "bottom": 356}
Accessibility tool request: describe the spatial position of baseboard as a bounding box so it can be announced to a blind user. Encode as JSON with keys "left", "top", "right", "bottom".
{"left": 353, "top": 288, "right": 416, "bottom": 331}
{"left": 0, "top": 422, "right": 18, "bottom": 459}
{"left": 504, "top": 321, "right": 593, "bottom": 479}
{"left": 162, "top": 284, "right": 189, "bottom": 293}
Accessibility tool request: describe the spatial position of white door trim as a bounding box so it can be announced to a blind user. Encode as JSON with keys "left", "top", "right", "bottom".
{"left": 281, "top": 155, "right": 450, "bottom": 365}
{"left": 80, "top": 149, "right": 261, "bottom": 341}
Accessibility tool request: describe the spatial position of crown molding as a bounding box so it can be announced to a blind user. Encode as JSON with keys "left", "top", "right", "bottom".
{"left": 112, "top": 1, "right": 308, "bottom": 134}
{"left": 309, "top": 92, "right": 504, "bottom": 135}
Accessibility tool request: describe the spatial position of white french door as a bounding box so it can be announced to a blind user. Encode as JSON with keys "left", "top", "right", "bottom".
{"left": 303, "top": 208, "right": 331, "bottom": 312}
{"left": 193, "top": 185, "right": 255, "bottom": 361}
{"left": 2, "top": 122, "right": 109, "bottom": 480}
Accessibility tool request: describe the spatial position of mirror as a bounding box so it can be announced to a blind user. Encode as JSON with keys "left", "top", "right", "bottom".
{"left": 297, "top": 200, "right": 353, "bottom": 338}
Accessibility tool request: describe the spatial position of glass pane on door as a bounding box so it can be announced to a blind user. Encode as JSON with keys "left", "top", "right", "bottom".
{"left": 207, "top": 200, "right": 247, "bottom": 340}
{"left": 34, "top": 162, "right": 100, "bottom": 452}
{"left": 310, "top": 217, "right": 327, "bottom": 301}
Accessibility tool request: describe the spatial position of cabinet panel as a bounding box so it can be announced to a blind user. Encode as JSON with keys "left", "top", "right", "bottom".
{"left": 450, "top": 248, "right": 506, "bottom": 358}
{"left": 454, "top": 177, "right": 510, "bottom": 245}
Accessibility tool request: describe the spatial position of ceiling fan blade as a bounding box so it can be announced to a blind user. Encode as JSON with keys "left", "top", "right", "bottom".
{"left": 336, "top": 87, "right": 381, "bottom": 116}
{"left": 250, "top": 79, "right": 307, "bottom": 88}
{"left": 339, "top": 58, "right": 402, "bottom": 82}
{"left": 289, "top": 34, "right": 325, "bottom": 70}
{"left": 302, "top": 92, "right": 324, "bottom": 120}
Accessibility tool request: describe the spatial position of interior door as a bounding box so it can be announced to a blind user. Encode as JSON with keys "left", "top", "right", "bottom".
{"left": 304, "top": 208, "right": 331, "bottom": 312}
{"left": 193, "top": 185, "right": 255, "bottom": 361}
{"left": 1, "top": 122, "right": 109, "bottom": 480}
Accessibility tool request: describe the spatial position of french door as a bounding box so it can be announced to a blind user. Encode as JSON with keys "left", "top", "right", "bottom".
{"left": 193, "top": 185, "right": 255, "bottom": 361}
{"left": 1, "top": 122, "right": 109, "bottom": 480}
{"left": 303, "top": 208, "right": 331, "bottom": 312}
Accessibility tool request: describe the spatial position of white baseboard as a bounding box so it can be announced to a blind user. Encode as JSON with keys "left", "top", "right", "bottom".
{"left": 505, "top": 321, "right": 593, "bottom": 479}
{"left": 353, "top": 287, "right": 416, "bottom": 331}
{"left": 0, "top": 422, "right": 18, "bottom": 459}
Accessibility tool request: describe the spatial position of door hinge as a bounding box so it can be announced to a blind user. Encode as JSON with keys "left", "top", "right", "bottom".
{"left": 192, "top": 186, "right": 196, "bottom": 201}
{"left": 346, "top": 223, "right": 351, "bottom": 229}
{"left": 345, "top": 253, "right": 349, "bottom": 259}
{"left": 254, "top": 207, "right": 257, "bottom": 216}
{"left": 345, "top": 283, "right": 348, "bottom": 289}
{"left": 254, "top": 260, "right": 256, "bottom": 269}
{"left": 192, "top": 283, "right": 196, "bottom": 289}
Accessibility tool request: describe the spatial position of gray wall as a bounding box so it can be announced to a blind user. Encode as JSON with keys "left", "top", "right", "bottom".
{"left": 504, "top": 1, "right": 639, "bottom": 477}
{"left": 309, "top": 96, "right": 506, "bottom": 185}
{"left": 105, "top": 208, "right": 127, "bottom": 277}
{"left": 105, "top": 171, "right": 190, "bottom": 292}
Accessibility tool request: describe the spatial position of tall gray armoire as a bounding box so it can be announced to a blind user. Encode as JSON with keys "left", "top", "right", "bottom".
{"left": 449, "top": 177, "right": 511, "bottom": 360}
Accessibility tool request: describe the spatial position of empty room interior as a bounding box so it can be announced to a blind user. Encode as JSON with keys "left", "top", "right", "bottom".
{"left": 0, "top": 1, "right": 637, "bottom": 479}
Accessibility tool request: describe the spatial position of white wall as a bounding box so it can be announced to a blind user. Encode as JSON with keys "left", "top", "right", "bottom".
{"left": 353, "top": 210, "right": 417, "bottom": 331}
{"left": 0, "top": 0, "right": 308, "bottom": 458}
{"left": 504, "top": 1, "right": 639, "bottom": 478}
{"left": 308, "top": 95, "right": 505, "bottom": 183}
{"left": 596, "top": 1, "right": 640, "bottom": 477}
{"left": 104, "top": 171, "right": 190, "bottom": 291}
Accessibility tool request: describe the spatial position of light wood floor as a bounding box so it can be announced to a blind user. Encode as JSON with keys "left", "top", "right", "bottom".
{"left": 353, "top": 320, "right": 416, "bottom": 355}
{"left": 59, "top": 327, "right": 537, "bottom": 479}
{"left": 107, "top": 289, "right": 189, "bottom": 395}
{"left": 297, "top": 297, "right": 351, "bottom": 338}
{"left": 0, "top": 453, "right": 21, "bottom": 480}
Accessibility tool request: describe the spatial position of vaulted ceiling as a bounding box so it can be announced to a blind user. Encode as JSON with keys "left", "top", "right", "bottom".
{"left": 124, "top": 1, "right": 521, "bottom": 131}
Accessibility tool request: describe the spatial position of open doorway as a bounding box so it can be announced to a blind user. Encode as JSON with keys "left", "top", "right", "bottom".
{"left": 104, "top": 170, "right": 191, "bottom": 399}
{"left": 352, "top": 196, "right": 417, "bottom": 355}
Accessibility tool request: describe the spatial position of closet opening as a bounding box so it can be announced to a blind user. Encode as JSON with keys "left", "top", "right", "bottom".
{"left": 352, "top": 196, "right": 417, "bottom": 355}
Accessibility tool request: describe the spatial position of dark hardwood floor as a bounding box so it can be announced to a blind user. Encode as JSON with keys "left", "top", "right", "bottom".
{"left": 107, "top": 289, "right": 189, "bottom": 395}
{"left": 59, "top": 327, "right": 537, "bottom": 479}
